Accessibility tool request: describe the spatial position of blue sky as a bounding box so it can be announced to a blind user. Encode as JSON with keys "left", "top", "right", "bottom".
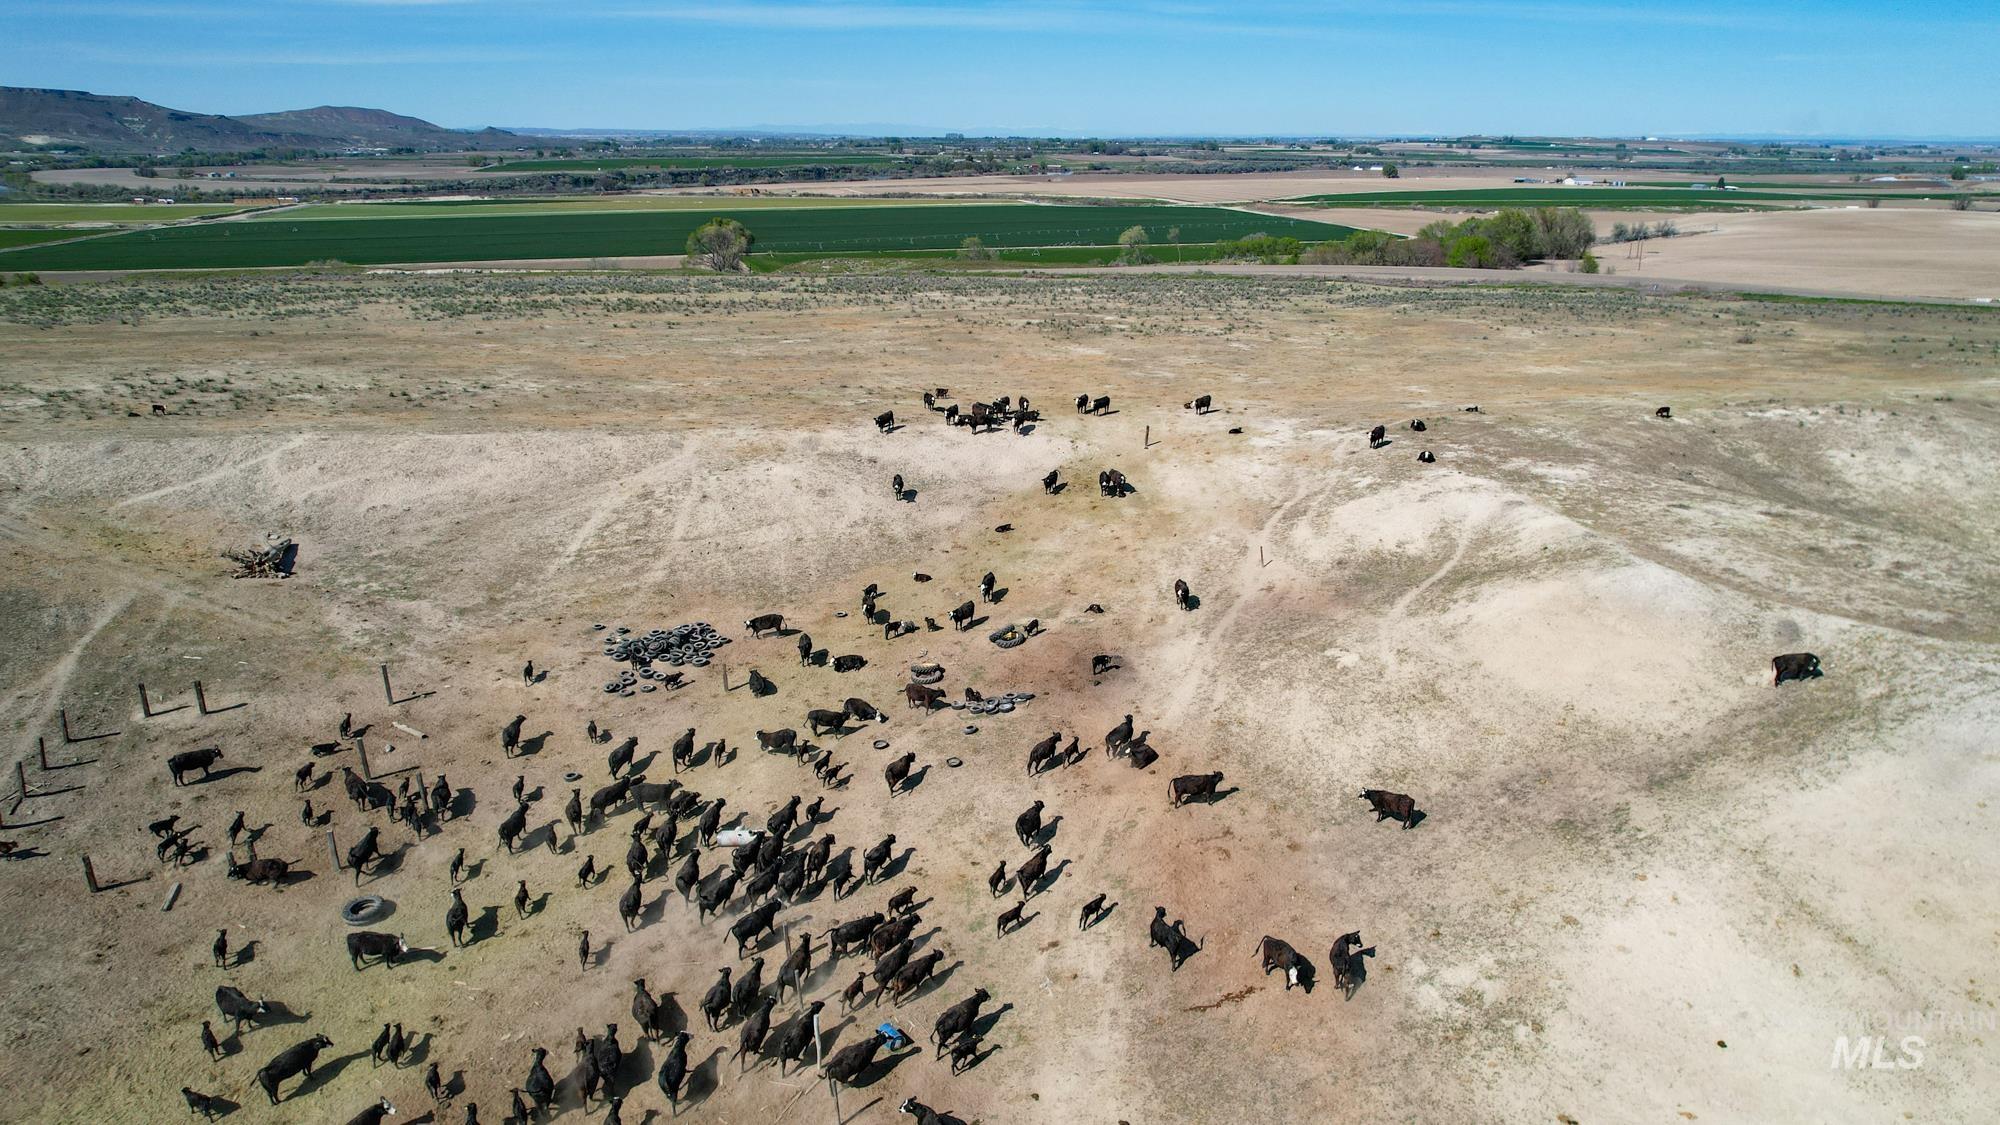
{"left": 4, "top": 0, "right": 1993, "bottom": 137}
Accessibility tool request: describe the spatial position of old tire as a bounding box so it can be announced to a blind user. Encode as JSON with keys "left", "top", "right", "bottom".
{"left": 341, "top": 895, "right": 387, "bottom": 926}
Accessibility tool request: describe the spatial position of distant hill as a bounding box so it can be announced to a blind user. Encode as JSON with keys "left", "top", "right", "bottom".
{"left": 0, "top": 86, "right": 513, "bottom": 153}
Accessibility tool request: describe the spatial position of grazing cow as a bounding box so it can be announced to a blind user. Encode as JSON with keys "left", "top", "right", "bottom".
{"left": 1079, "top": 893, "right": 1107, "bottom": 930}
{"left": 1368, "top": 424, "right": 1386, "bottom": 446}
{"left": 806, "top": 708, "right": 849, "bottom": 737}
{"left": 254, "top": 1034, "right": 334, "bottom": 1104}
{"left": 497, "top": 801, "right": 530, "bottom": 853}
{"left": 182, "top": 1087, "right": 223, "bottom": 1119}
{"left": 346, "top": 928, "right": 408, "bottom": 964}
{"left": 1417, "top": 450, "right": 1436, "bottom": 463}
{"left": 889, "top": 950, "right": 945, "bottom": 1004}
{"left": 931, "top": 990, "right": 989, "bottom": 1056}
{"left": 905, "top": 683, "right": 946, "bottom": 711}
{"left": 996, "top": 901, "right": 1025, "bottom": 935}
{"left": 215, "top": 985, "right": 268, "bottom": 1031}
{"left": 1185, "top": 394, "right": 1213, "bottom": 413}
{"left": 821, "top": 1031, "right": 888, "bottom": 1088}
{"left": 1014, "top": 800, "right": 1045, "bottom": 846}
{"left": 1773, "top": 652, "right": 1823, "bottom": 686}
{"left": 701, "top": 969, "right": 733, "bottom": 1031}
{"left": 1331, "top": 930, "right": 1377, "bottom": 995}
{"left": 832, "top": 655, "right": 866, "bottom": 673}
{"left": 1358, "top": 788, "right": 1419, "bottom": 829}
{"left": 875, "top": 411, "right": 895, "bottom": 433}
{"left": 1256, "top": 935, "right": 1307, "bottom": 990}
{"left": 345, "top": 1096, "right": 397, "bottom": 1125}
{"left": 657, "top": 1031, "right": 692, "bottom": 1109}
{"left": 1173, "top": 578, "right": 1191, "bottom": 611}
{"left": 1410, "top": 418, "right": 1427, "bottom": 432}
{"left": 844, "top": 697, "right": 887, "bottom": 724}
{"left": 950, "top": 600, "right": 976, "bottom": 631}
{"left": 757, "top": 729, "right": 798, "bottom": 756}
{"left": 1169, "top": 772, "right": 1224, "bottom": 808}
{"left": 1091, "top": 395, "right": 1111, "bottom": 414}
{"left": 1042, "top": 469, "right": 1060, "bottom": 493}
{"left": 885, "top": 753, "right": 917, "bottom": 796}
{"left": 168, "top": 747, "right": 224, "bottom": 786}
{"left": 617, "top": 878, "right": 644, "bottom": 931}
{"left": 501, "top": 715, "right": 525, "bottom": 757}
{"left": 748, "top": 669, "right": 776, "bottom": 697}
{"left": 863, "top": 835, "right": 897, "bottom": 883}
{"left": 745, "top": 613, "right": 785, "bottom": 637}
{"left": 445, "top": 889, "right": 470, "bottom": 947}
{"left": 227, "top": 857, "right": 292, "bottom": 886}
{"left": 1016, "top": 845, "right": 1051, "bottom": 898}
{"left": 1656, "top": 405, "right": 1672, "bottom": 418}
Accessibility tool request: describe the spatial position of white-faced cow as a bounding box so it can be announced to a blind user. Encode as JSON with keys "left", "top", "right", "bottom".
{"left": 1773, "top": 652, "right": 1822, "bottom": 686}
{"left": 745, "top": 613, "right": 785, "bottom": 637}
{"left": 1184, "top": 394, "right": 1213, "bottom": 413}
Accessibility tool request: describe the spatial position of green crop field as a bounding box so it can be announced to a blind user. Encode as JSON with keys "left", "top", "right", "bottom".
{"left": 0, "top": 204, "right": 1357, "bottom": 271}
{"left": 268, "top": 197, "right": 995, "bottom": 220}
{"left": 1288, "top": 186, "right": 1963, "bottom": 209}
{"left": 0, "top": 229, "right": 88, "bottom": 251}
{"left": 0, "top": 203, "right": 254, "bottom": 223}
{"left": 492, "top": 153, "right": 909, "bottom": 172}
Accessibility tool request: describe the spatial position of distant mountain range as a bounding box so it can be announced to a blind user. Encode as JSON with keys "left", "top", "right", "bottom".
{"left": 0, "top": 87, "right": 515, "bottom": 153}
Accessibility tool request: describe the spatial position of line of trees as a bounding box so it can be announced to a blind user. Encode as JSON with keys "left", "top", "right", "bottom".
{"left": 1305, "top": 207, "right": 1595, "bottom": 269}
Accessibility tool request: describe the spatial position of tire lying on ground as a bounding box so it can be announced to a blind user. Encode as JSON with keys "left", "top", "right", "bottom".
{"left": 989, "top": 625, "right": 1028, "bottom": 649}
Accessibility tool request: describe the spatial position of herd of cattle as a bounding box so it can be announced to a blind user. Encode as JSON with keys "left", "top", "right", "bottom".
{"left": 120, "top": 390, "right": 1834, "bottom": 1124}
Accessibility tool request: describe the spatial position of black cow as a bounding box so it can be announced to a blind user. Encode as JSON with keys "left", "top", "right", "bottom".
{"left": 757, "top": 729, "right": 798, "bottom": 755}
{"left": 168, "top": 747, "right": 224, "bottom": 786}
{"left": 875, "top": 410, "right": 895, "bottom": 433}
{"left": 863, "top": 835, "right": 897, "bottom": 883}
{"left": 497, "top": 801, "right": 530, "bottom": 853}
{"left": 215, "top": 985, "right": 268, "bottom": 1031}
{"left": 1027, "top": 731, "right": 1061, "bottom": 775}
{"left": 1042, "top": 469, "right": 1060, "bottom": 493}
{"left": 1170, "top": 772, "right": 1224, "bottom": 808}
{"left": 1358, "top": 788, "right": 1419, "bottom": 828}
{"left": 821, "top": 1031, "right": 888, "bottom": 1088}
{"left": 1079, "top": 893, "right": 1107, "bottom": 930}
{"left": 1014, "top": 800, "right": 1044, "bottom": 846}
{"left": 1091, "top": 395, "right": 1111, "bottom": 414}
{"left": 888, "top": 950, "right": 944, "bottom": 1004}
{"left": 825, "top": 912, "right": 884, "bottom": 958}
{"left": 950, "top": 600, "right": 976, "bottom": 631}
{"left": 344, "top": 1096, "right": 397, "bottom": 1125}
{"left": 845, "top": 697, "right": 886, "bottom": 724}
{"left": 832, "top": 655, "right": 866, "bottom": 673}
{"left": 1368, "top": 424, "right": 1386, "bottom": 447}
{"left": 745, "top": 613, "right": 785, "bottom": 637}
{"left": 885, "top": 753, "right": 917, "bottom": 796}
{"left": 1409, "top": 418, "right": 1427, "bottom": 432}
{"left": 346, "top": 826, "right": 382, "bottom": 879}
{"left": 806, "top": 708, "right": 848, "bottom": 737}
{"left": 182, "top": 1087, "right": 223, "bottom": 1119}
{"left": 773, "top": 1001, "right": 824, "bottom": 1074}
{"left": 1331, "top": 930, "right": 1377, "bottom": 996}
{"left": 700, "top": 969, "right": 733, "bottom": 1032}
{"left": 996, "top": 901, "right": 1025, "bottom": 936}
{"left": 1185, "top": 394, "right": 1213, "bottom": 413}
{"left": 1655, "top": 405, "right": 1672, "bottom": 418}
{"left": 608, "top": 736, "right": 638, "bottom": 777}
{"left": 1256, "top": 935, "right": 1308, "bottom": 991}
{"left": 930, "top": 989, "right": 989, "bottom": 1056}
{"left": 979, "top": 572, "right": 996, "bottom": 603}
{"left": 631, "top": 979, "right": 665, "bottom": 1041}
{"left": 501, "top": 714, "right": 525, "bottom": 757}
{"left": 346, "top": 931, "right": 406, "bottom": 970}
{"left": 1417, "top": 450, "right": 1436, "bottom": 463}
{"left": 1074, "top": 393, "right": 1090, "bottom": 413}
{"left": 523, "top": 1047, "right": 555, "bottom": 1116}
{"left": 737, "top": 995, "right": 779, "bottom": 1071}
{"left": 732, "top": 900, "right": 783, "bottom": 956}
{"left": 1100, "top": 468, "right": 1128, "bottom": 497}
{"left": 254, "top": 1034, "right": 334, "bottom": 1104}
{"left": 1105, "top": 714, "right": 1134, "bottom": 753}
{"left": 1773, "top": 652, "right": 1823, "bottom": 686}
{"left": 227, "top": 857, "right": 292, "bottom": 886}
{"left": 1016, "top": 845, "right": 1051, "bottom": 898}
{"left": 1173, "top": 578, "right": 1191, "bottom": 611}
{"left": 748, "top": 669, "right": 776, "bottom": 697}
{"left": 1090, "top": 654, "right": 1117, "bottom": 676}
{"left": 589, "top": 777, "right": 636, "bottom": 823}
{"left": 657, "top": 1031, "right": 692, "bottom": 1108}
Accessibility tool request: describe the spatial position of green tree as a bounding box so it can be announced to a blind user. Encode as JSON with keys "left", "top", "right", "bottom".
{"left": 1446, "top": 234, "right": 1495, "bottom": 268}
{"left": 957, "top": 236, "right": 994, "bottom": 261}
{"left": 1381, "top": 162, "right": 1399, "bottom": 178}
{"left": 1117, "top": 225, "right": 1152, "bottom": 264}
{"left": 685, "top": 217, "right": 754, "bottom": 271}
{"left": 1167, "top": 226, "right": 1181, "bottom": 263}
{"left": 1949, "top": 165, "right": 1968, "bottom": 181}
{"left": 1579, "top": 250, "right": 1600, "bottom": 274}
{"left": 1532, "top": 207, "right": 1596, "bottom": 258}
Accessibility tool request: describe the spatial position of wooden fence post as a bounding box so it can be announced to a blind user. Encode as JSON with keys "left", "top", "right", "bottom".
{"left": 82, "top": 856, "right": 100, "bottom": 892}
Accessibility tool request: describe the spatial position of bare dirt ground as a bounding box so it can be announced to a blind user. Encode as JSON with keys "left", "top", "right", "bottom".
{"left": 1, "top": 273, "right": 1997, "bottom": 1125}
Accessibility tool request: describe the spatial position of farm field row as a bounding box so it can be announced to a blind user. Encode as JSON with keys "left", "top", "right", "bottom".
{"left": 0, "top": 229, "right": 85, "bottom": 251}
{"left": 1285, "top": 186, "right": 1968, "bottom": 208}
{"left": 265, "top": 196, "right": 1007, "bottom": 219}
{"left": 0, "top": 203, "right": 1357, "bottom": 271}
{"left": 0, "top": 202, "right": 255, "bottom": 223}
{"left": 491, "top": 152, "right": 911, "bottom": 171}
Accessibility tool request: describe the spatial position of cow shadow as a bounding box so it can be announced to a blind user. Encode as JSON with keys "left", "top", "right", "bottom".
{"left": 254, "top": 999, "right": 311, "bottom": 1028}
{"left": 521, "top": 822, "right": 558, "bottom": 855}
{"left": 449, "top": 789, "right": 477, "bottom": 819}
{"left": 851, "top": 1046, "right": 919, "bottom": 1088}
{"left": 1167, "top": 929, "right": 1203, "bottom": 972}
{"left": 989, "top": 588, "right": 1009, "bottom": 604}
{"left": 970, "top": 1003, "right": 1014, "bottom": 1041}
{"left": 1182, "top": 593, "right": 1202, "bottom": 611}
{"left": 966, "top": 616, "right": 990, "bottom": 631}
{"left": 518, "top": 732, "right": 551, "bottom": 757}
{"left": 289, "top": 1050, "right": 368, "bottom": 1099}
{"left": 900, "top": 765, "right": 931, "bottom": 794}
{"left": 460, "top": 858, "right": 486, "bottom": 882}
{"left": 1081, "top": 901, "right": 1118, "bottom": 930}
{"left": 587, "top": 937, "right": 612, "bottom": 968}
{"left": 470, "top": 906, "right": 501, "bottom": 943}
{"left": 879, "top": 848, "right": 916, "bottom": 882}
{"left": 1032, "top": 817, "right": 1063, "bottom": 846}
{"left": 629, "top": 751, "right": 660, "bottom": 775}
{"left": 195, "top": 765, "right": 262, "bottom": 786}
{"left": 194, "top": 1093, "right": 242, "bottom": 1118}
{"left": 685, "top": 1047, "right": 726, "bottom": 1107}
{"left": 400, "top": 947, "right": 447, "bottom": 966}
{"left": 0, "top": 845, "right": 48, "bottom": 860}
{"left": 399, "top": 1032, "right": 434, "bottom": 1067}
{"left": 371, "top": 843, "right": 413, "bottom": 878}
{"left": 1205, "top": 787, "right": 1241, "bottom": 806}
{"left": 1048, "top": 481, "right": 1067, "bottom": 495}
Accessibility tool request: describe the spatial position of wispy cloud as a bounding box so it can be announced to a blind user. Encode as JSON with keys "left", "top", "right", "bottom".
{"left": 58, "top": 42, "right": 537, "bottom": 65}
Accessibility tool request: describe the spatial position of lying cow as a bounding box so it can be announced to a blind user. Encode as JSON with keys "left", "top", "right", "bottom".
{"left": 1358, "top": 788, "right": 1419, "bottom": 828}
{"left": 832, "top": 654, "right": 866, "bottom": 674}
{"left": 1409, "top": 418, "right": 1426, "bottom": 432}
{"left": 227, "top": 857, "right": 292, "bottom": 886}
{"left": 1169, "top": 772, "right": 1224, "bottom": 808}
{"left": 745, "top": 613, "right": 785, "bottom": 637}
{"left": 1773, "top": 652, "right": 1822, "bottom": 686}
